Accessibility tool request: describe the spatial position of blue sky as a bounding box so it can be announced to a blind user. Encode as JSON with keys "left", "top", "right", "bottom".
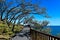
{"left": 34, "top": 0, "right": 60, "bottom": 26}
{"left": 6, "top": 0, "right": 60, "bottom": 26}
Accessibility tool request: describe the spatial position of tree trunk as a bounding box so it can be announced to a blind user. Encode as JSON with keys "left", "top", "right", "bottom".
{"left": 12, "top": 20, "right": 16, "bottom": 32}
{"left": 12, "top": 24, "right": 15, "bottom": 32}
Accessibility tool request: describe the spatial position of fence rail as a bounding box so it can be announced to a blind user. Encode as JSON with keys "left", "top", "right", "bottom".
{"left": 30, "top": 28, "right": 60, "bottom": 40}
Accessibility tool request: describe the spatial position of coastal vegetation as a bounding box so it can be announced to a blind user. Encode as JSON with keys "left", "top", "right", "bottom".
{"left": 0, "top": 0, "right": 51, "bottom": 40}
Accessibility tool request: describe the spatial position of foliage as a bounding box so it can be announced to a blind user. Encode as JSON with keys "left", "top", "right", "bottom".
{"left": 0, "top": 0, "right": 49, "bottom": 24}
{"left": 24, "top": 17, "right": 51, "bottom": 34}
{"left": 41, "top": 27, "right": 51, "bottom": 34}
{"left": 0, "top": 0, "right": 50, "bottom": 39}
{"left": 0, "top": 21, "right": 23, "bottom": 39}
{"left": 14, "top": 25, "right": 23, "bottom": 33}
{"left": 0, "top": 0, "right": 48, "bottom": 33}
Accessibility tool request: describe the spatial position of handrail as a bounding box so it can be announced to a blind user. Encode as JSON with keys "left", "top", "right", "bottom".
{"left": 30, "top": 28, "right": 60, "bottom": 40}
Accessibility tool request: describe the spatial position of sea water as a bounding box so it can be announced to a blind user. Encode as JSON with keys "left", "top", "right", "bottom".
{"left": 47, "top": 26, "right": 60, "bottom": 36}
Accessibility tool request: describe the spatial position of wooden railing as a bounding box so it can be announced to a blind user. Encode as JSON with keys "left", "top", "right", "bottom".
{"left": 30, "top": 28, "right": 60, "bottom": 40}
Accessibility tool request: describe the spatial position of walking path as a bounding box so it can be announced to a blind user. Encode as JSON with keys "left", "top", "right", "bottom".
{"left": 12, "top": 26, "right": 30, "bottom": 40}
{"left": 12, "top": 36, "right": 29, "bottom": 40}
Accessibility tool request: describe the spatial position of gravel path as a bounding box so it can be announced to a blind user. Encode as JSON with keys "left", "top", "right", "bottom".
{"left": 12, "top": 36, "right": 29, "bottom": 40}
{"left": 12, "top": 27, "right": 30, "bottom": 40}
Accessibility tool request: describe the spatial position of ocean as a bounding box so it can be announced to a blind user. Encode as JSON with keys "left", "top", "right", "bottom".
{"left": 47, "top": 26, "right": 60, "bottom": 36}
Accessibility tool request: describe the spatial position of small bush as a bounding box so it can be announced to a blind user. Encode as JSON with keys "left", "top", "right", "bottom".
{"left": 14, "top": 26, "right": 23, "bottom": 33}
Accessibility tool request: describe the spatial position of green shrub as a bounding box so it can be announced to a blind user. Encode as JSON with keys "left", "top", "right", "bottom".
{"left": 3, "top": 27, "right": 10, "bottom": 33}
{"left": 0, "top": 27, "right": 4, "bottom": 34}
{"left": 0, "top": 21, "right": 23, "bottom": 38}
{"left": 41, "top": 27, "right": 51, "bottom": 34}
{"left": 14, "top": 25, "right": 23, "bottom": 33}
